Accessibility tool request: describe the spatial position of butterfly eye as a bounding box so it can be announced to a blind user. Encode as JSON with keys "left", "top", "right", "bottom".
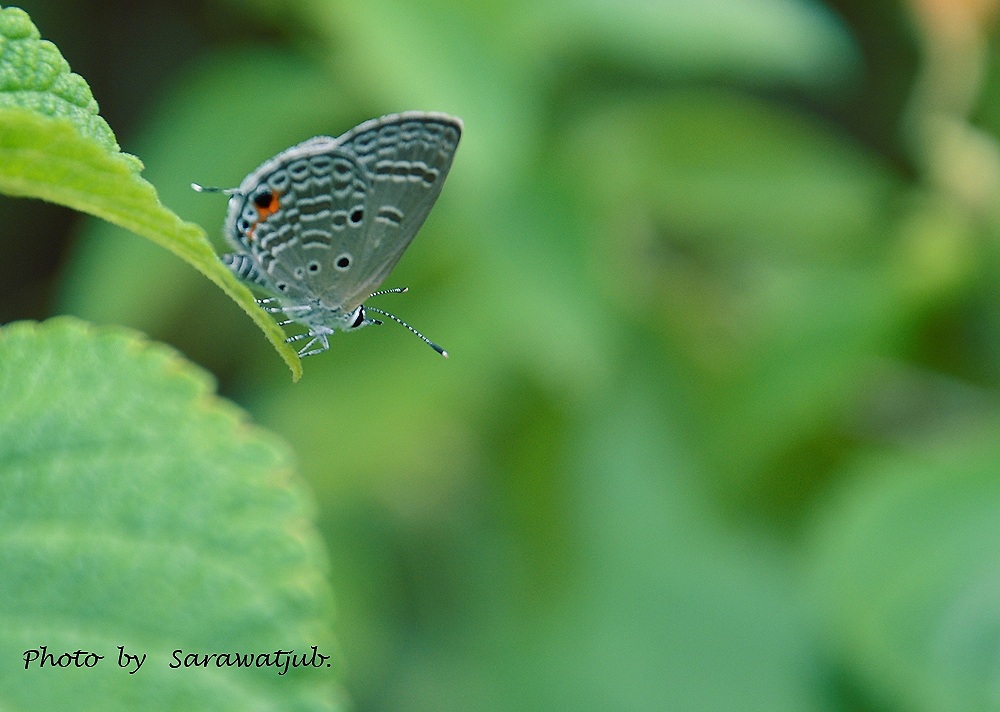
{"left": 349, "top": 207, "right": 364, "bottom": 225}
{"left": 307, "top": 261, "right": 321, "bottom": 273}
{"left": 276, "top": 282, "right": 288, "bottom": 292}
{"left": 335, "top": 254, "right": 352, "bottom": 271}
{"left": 237, "top": 218, "right": 250, "bottom": 232}
{"left": 253, "top": 191, "right": 274, "bottom": 209}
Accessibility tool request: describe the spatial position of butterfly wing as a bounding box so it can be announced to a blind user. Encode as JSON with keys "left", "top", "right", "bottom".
{"left": 221, "top": 112, "right": 461, "bottom": 315}
{"left": 221, "top": 135, "right": 365, "bottom": 306}
{"left": 320, "top": 112, "right": 462, "bottom": 310}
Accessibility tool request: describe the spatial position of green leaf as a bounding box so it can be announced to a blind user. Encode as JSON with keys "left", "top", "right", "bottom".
{"left": 56, "top": 49, "right": 352, "bottom": 359}
{"left": 556, "top": 91, "right": 906, "bottom": 497}
{"left": 0, "top": 317, "right": 338, "bottom": 711}
{"left": 806, "top": 424, "right": 1000, "bottom": 711}
{"left": 0, "top": 5, "right": 301, "bottom": 380}
{"left": 534, "top": 0, "right": 858, "bottom": 90}
{"left": 552, "top": 359, "right": 828, "bottom": 712}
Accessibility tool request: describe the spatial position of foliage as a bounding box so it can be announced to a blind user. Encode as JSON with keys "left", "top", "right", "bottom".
{"left": 0, "top": 5, "right": 301, "bottom": 378}
{"left": 4, "top": 0, "right": 1000, "bottom": 710}
{"left": 0, "top": 318, "right": 336, "bottom": 711}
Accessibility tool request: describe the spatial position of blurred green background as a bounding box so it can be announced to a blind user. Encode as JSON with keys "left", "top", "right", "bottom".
{"left": 7, "top": 0, "right": 1000, "bottom": 709}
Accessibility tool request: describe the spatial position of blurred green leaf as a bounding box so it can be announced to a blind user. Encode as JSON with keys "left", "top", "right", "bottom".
{"left": 373, "top": 368, "right": 832, "bottom": 711}
{"left": 0, "top": 317, "right": 338, "bottom": 711}
{"left": 221, "top": 0, "right": 539, "bottom": 193}
{"left": 806, "top": 424, "right": 1000, "bottom": 712}
{"left": 0, "top": 5, "right": 301, "bottom": 379}
{"left": 556, "top": 90, "right": 908, "bottom": 497}
{"left": 538, "top": 375, "right": 830, "bottom": 711}
{"left": 562, "top": 91, "right": 902, "bottom": 259}
{"left": 534, "top": 0, "right": 858, "bottom": 90}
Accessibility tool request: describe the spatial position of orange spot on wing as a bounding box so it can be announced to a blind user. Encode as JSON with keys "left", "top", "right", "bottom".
{"left": 256, "top": 191, "right": 282, "bottom": 219}
{"left": 247, "top": 191, "right": 282, "bottom": 242}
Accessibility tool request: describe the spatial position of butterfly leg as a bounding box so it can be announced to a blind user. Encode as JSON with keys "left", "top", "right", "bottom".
{"left": 258, "top": 300, "right": 311, "bottom": 315}
{"left": 298, "top": 344, "right": 329, "bottom": 358}
{"left": 286, "top": 328, "right": 332, "bottom": 357}
{"left": 296, "top": 334, "right": 331, "bottom": 357}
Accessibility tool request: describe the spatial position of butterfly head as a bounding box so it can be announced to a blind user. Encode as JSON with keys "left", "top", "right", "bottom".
{"left": 344, "top": 304, "right": 381, "bottom": 330}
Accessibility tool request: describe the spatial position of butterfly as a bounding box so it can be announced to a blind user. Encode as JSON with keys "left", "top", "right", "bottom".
{"left": 195, "top": 111, "right": 462, "bottom": 357}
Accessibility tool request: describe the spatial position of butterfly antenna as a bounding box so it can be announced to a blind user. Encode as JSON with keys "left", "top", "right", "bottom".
{"left": 366, "top": 306, "right": 448, "bottom": 358}
{"left": 368, "top": 287, "right": 409, "bottom": 298}
{"left": 191, "top": 183, "right": 243, "bottom": 196}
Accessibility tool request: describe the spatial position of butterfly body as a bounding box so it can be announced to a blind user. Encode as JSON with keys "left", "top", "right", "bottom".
{"left": 212, "top": 111, "right": 462, "bottom": 356}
